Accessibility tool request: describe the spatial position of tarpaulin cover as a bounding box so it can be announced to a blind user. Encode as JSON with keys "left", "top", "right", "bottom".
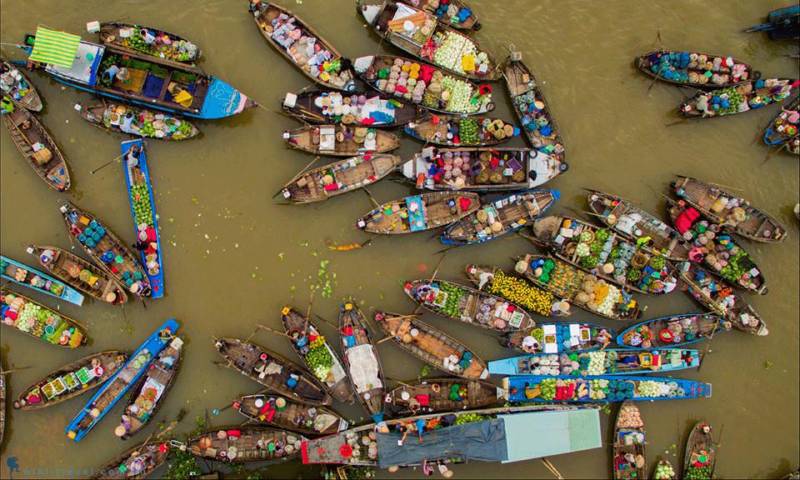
{"left": 500, "top": 408, "right": 602, "bottom": 463}
{"left": 29, "top": 27, "right": 81, "bottom": 67}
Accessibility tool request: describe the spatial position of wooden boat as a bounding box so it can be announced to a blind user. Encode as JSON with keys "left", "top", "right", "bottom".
{"left": 745, "top": 5, "right": 800, "bottom": 40}
{"left": 413, "top": 0, "right": 480, "bottom": 30}
{"left": 530, "top": 216, "right": 679, "bottom": 295}
{"left": 356, "top": 191, "right": 480, "bottom": 234}
{"left": 76, "top": 101, "right": 200, "bottom": 140}
{"left": 14, "top": 351, "right": 127, "bottom": 410}
{"left": 235, "top": 393, "right": 348, "bottom": 436}
{"left": 613, "top": 401, "right": 646, "bottom": 480}
{"left": 672, "top": 175, "right": 787, "bottom": 242}
{"left": 677, "top": 261, "right": 768, "bottom": 336}
{"left": 121, "top": 140, "right": 165, "bottom": 298}
{"left": 586, "top": 189, "right": 690, "bottom": 261}
{"left": 91, "top": 440, "right": 170, "bottom": 479}
{"left": 1, "top": 104, "right": 70, "bottom": 191}
{"left": 503, "top": 50, "right": 565, "bottom": 160}
{"left": 372, "top": 311, "right": 489, "bottom": 379}
{"left": 384, "top": 378, "right": 501, "bottom": 416}
{"left": 616, "top": 313, "right": 728, "bottom": 349}
{"left": 635, "top": 50, "right": 754, "bottom": 89}
{"left": 1, "top": 59, "right": 43, "bottom": 111}
{"left": 26, "top": 245, "right": 128, "bottom": 305}
{"left": 489, "top": 348, "right": 700, "bottom": 376}
{"left": 338, "top": 302, "right": 385, "bottom": 420}
{"left": 59, "top": 202, "right": 152, "bottom": 298}
{"left": 403, "top": 279, "right": 536, "bottom": 334}
{"left": 282, "top": 89, "right": 420, "bottom": 127}
{"left": 514, "top": 254, "right": 642, "bottom": 321}
{"left": 98, "top": 22, "right": 200, "bottom": 64}
{"left": 441, "top": 189, "right": 559, "bottom": 245}
{"left": 502, "top": 375, "right": 712, "bottom": 403}
{"left": 280, "top": 154, "right": 402, "bottom": 204}
{"left": 763, "top": 96, "right": 799, "bottom": 155}
{"left": 652, "top": 459, "right": 678, "bottom": 480}
{"left": 353, "top": 54, "right": 494, "bottom": 115}
{"left": 358, "top": 0, "right": 499, "bottom": 82}
{"left": 25, "top": 34, "right": 254, "bottom": 119}
{"left": 502, "top": 321, "right": 615, "bottom": 354}
{"left": 283, "top": 124, "right": 400, "bottom": 156}
{"left": 66, "top": 319, "right": 179, "bottom": 442}
{"left": 682, "top": 422, "right": 717, "bottom": 479}
{"left": 250, "top": 1, "right": 355, "bottom": 91}
{"left": 116, "top": 337, "right": 183, "bottom": 439}
{"left": 464, "top": 264, "right": 572, "bottom": 318}
{"left": 213, "top": 338, "right": 332, "bottom": 406}
{"left": 188, "top": 425, "right": 306, "bottom": 463}
{"left": 0, "top": 287, "right": 87, "bottom": 348}
{"left": 281, "top": 306, "right": 354, "bottom": 404}
{"left": 666, "top": 198, "right": 767, "bottom": 294}
{"left": 680, "top": 78, "right": 796, "bottom": 118}
{"left": 403, "top": 114, "right": 515, "bottom": 147}
{"left": 1, "top": 254, "right": 85, "bottom": 306}
{"left": 0, "top": 358, "right": 5, "bottom": 448}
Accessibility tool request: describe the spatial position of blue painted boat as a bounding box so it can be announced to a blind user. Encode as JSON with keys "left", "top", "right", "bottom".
{"left": 503, "top": 322, "right": 615, "bottom": 354}
{"left": 488, "top": 348, "right": 701, "bottom": 376}
{"left": 502, "top": 374, "right": 711, "bottom": 403}
{"left": 22, "top": 34, "right": 255, "bottom": 120}
{"left": 745, "top": 5, "right": 800, "bottom": 40}
{"left": 616, "top": 313, "right": 727, "bottom": 349}
{"left": 121, "top": 140, "right": 164, "bottom": 298}
{"left": 1, "top": 255, "right": 85, "bottom": 306}
{"left": 65, "top": 319, "right": 179, "bottom": 442}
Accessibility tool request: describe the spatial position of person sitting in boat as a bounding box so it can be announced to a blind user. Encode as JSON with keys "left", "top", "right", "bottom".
{"left": 291, "top": 331, "right": 310, "bottom": 355}
{"left": 120, "top": 111, "right": 137, "bottom": 134}
{"left": 167, "top": 82, "right": 194, "bottom": 108}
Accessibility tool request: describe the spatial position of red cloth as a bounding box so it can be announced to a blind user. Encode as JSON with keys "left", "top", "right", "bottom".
{"left": 458, "top": 197, "right": 472, "bottom": 211}
{"left": 674, "top": 207, "right": 700, "bottom": 234}
{"left": 342, "top": 325, "right": 354, "bottom": 336}
{"left": 145, "top": 227, "right": 157, "bottom": 242}
{"left": 419, "top": 64, "right": 434, "bottom": 84}
{"left": 415, "top": 394, "right": 430, "bottom": 406}
{"left": 227, "top": 429, "right": 241, "bottom": 438}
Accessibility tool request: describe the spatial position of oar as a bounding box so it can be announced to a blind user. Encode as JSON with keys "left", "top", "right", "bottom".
{"left": 761, "top": 144, "right": 786, "bottom": 164}
{"left": 703, "top": 180, "right": 744, "bottom": 192}
{"left": 665, "top": 118, "right": 690, "bottom": 127}
{"left": 375, "top": 335, "right": 397, "bottom": 345}
{"left": 541, "top": 457, "right": 564, "bottom": 480}
{"left": 645, "top": 31, "right": 665, "bottom": 93}
{"left": 272, "top": 156, "right": 321, "bottom": 198}
{"left": 90, "top": 153, "right": 124, "bottom": 175}
{"left": 0, "top": 365, "right": 31, "bottom": 375}
{"left": 314, "top": 313, "right": 339, "bottom": 330}
{"left": 697, "top": 315, "right": 721, "bottom": 373}
{"left": 254, "top": 324, "right": 293, "bottom": 340}
{"left": 361, "top": 187, "right": 382, "bottom": 209}
{"left": 385, "top": 376, "right": 413, "bottom": 388}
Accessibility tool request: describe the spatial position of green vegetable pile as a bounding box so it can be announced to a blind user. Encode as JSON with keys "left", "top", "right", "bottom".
{"left": 538, "top": 378, "right": 557, "bottom": 400}
{"left": 305, "top": 336, "right": 334, "bottom": 381}
{"left": 454, "top": 412, "right": 488, "bottom": 425}
{"left": 684, "top": 465, "right": 713, "bottom": 480}
{"left": 458, "top": 118, "right": 480, "bottom": 144}
{"left": 130, "top": 184, "right": 153, "bottom": 226}
{"left": 433, "top": 282, "right": 465, "bottom": 318}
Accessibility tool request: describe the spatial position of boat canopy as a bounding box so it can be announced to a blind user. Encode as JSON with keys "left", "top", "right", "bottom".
{"left": 29, "top": 27, "right": 81, "bottom": 67}
{"left": 45, "top": 41, "right": 104, "bottom": 86}
{"left": 500, "top": 408, "right": 601, "bottom": 463}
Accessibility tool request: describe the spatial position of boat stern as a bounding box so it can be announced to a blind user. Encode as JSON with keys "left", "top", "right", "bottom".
{"left": 198, "top": 77, "right": 257, "bottom": 119}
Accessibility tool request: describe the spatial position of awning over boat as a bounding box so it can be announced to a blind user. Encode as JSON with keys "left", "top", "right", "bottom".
{"left": 500, "top": 408, "right": 601, "bottom": 463}
{"left": 29, "top": 27, "right": 81, "bottom": 67}
{"left": 44, "top": 41, "right": 104, "bottom": 86}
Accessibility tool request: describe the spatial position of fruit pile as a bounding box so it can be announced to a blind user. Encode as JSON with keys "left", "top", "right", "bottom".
{"left": 130, "top": 183, "right": 154, "bottom": 226}
{"left": 431, "top": 282, "right": 465, "bottom": 318}
{"left": 305, "top": 336, "right": 334, "bottom": 382}
{"left": 487, "top": 270, "right": 555, "bottom": 316}
{"left": 454, "top": 412, "right": 488, "bottom": 425}
{"left": 1, "top": 292, "right": 82, "bottom": 346}
{"left": 653, "top": 461, "right": 676, "bottom": 480}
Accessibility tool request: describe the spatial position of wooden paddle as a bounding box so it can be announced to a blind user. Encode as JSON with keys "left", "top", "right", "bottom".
{"left": 272, "top": 155, "right": 320, "bottom": 199}
{"left": 253, "top": 324, "right": 293, "bottom": 340}
{"left": 0, "top": 365, "right": 30, "bottom": 375}
{"left": 361, "top": 187, "right": 382, "bottom": 209}
{"left": 90, "top": 153, "right": 124, "bottom": 175}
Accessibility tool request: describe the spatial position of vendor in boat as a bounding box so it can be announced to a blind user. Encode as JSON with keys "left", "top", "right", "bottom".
{"left": 167, "top": 82, "right": 194, "bottom": 108}
{"left": 103, "top": 64, "right": 129, "bottom": 83}
{"left": 0, "top": 95, "right": 14, "bottom": 115}
{"left": 290, "top": 330, "right": 311, "bottom": 355}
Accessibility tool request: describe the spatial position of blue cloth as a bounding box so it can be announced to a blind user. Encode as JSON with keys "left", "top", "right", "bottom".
{"left": 343, "top": 335, "right": 356, "bottom": 348}
{"left": 286, "top": 375, "right": 298, "bottom": 389}
{"left": 143, "top": 74, "right": 164, "bottom": 98}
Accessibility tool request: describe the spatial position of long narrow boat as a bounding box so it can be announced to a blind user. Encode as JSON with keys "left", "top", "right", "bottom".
{"left": 91, "top": 440, "right": 170, "bottom": 479}
{"left": 441, "top": 189, "right": 559, "bottom": 245}
{"left": 59, "top": 202, "right": 152, "bottom": 298}
{"left": 404, "top": 114, "right": 515, "bottom": 147}
{"left": 356, "top": 191, "right": 479, "bottom": 234}
{"left": 489, "top": 348, "right": 700, "bottom": 376}
{"left": 1, "top": 254, "right": 85, "bottom": 306}
{"left": 682, "top": 422, "right": 717, "bottom": 479}
{"left": 76, "top": 101, "right": 200, "bottom": 140}
{"left": 338, "top": 302, "right": 385, "bottom": 421}
{"left": 652, "top": 459, "right": 678, "bottom": 480}
{"left": 672, "top": 175, "right": 788, "bottom": 243}
{"left": 403, "top": 147, "right": 566, "bottom": 191}
{"left": 616, "top": 313, "right": 728, "bottom": 349}
{"left": 677, "top": 261, "right": 768, "bottom": 336}
{"left": 403, "top": 279, "right": 536, "bottom": 334}
{"left": 502, "top": 321, "right": 615, "bottom": 354}
{"left": 282, "top": 89, "right": 420, "bottom": 127}
{"left": 188, "top": 426, "right": 306, "bottom": 463}
{"left": 116, "top": 337, "right": 183, "bottom": 439}
{"left": 283, "top": 125, "right": 400, "bottom": 156}
{"left": 0, "top": 358, "right": 4, "bottom": 448}
{"left": 503, "top": 50, "right": 565, "bottom": 160}
{"left": 24, "top": 30, "right": 254, "bottom": 119}
{"left": 358, "top": 0, "right": 499, "bottom": 82}
{"left": 763, "top": 96, "right": 799, "bottom": 155}
{"left": 280, "top": 154, "right": 402, "bottom": 204}
{"left": 235, "top": 393, "right": 348, "bottom": 436}
{"left": 635, "top": 50, "right": 753, "bottom": 89}
{"left": 249, "top": 1, "right": 355, "bottom": 91}
{"left": 413, "top": 0, "right": 480, "bottom": 31}
{"left": 121, "top": 140, "right": 165, "bottom": 298}
{"left": 214, "top": 338, "right": 332, "bottom": 406}
{"left": 98, "top": 22, "right": 200, "bottom": 64}
{"left": 14, "top": 351, "right": 127, "bottom": 410}
{"left": 530, "top": 216, "right": 678, "bottom": 295}
{"left": 353, "top": 54, "right": 494, "bottom": 115}
{"left": 679, "top": 78, "right": 796, "bottom": 118}
{"left": 372, "top": 311, "right": 489, "bottom": 379}
{"left": 667, "top": 198, "right": 767, "bottom": 294}
{"left": 1, "top": 102, "right": 70, "bottom": 191}
{"left": 502, "top": 375, "right": 712, "bottom": 403}
{"left": 464, "top": 264, "right": 572, "bottom": 318}
{"left": 0, "top": 287, "right": 87, "bottom": 348}
{"left": 26, "top": 245, "right": 128, "bottom": 305}
{"left": 745, "top": 5, "right": 800, "bottom": 40}
{"left": 515, "top": 254, "right": 642, "bottom": 321}
{"left": 613, "top": 401, "right": 646, "bottom": 480}
{"left": 384, "top": 378, "right": 501, "bottom": 416}
{"left": 1, "top": 59, "right": 43, "bottom": 111}
{"left": 281, "top": 307, "right": 354, "bottom": 404}
{"left": 586, "top": 189, "right": 690, "bottom": 261}
{"left": 65, "top": 319, "right": 179, "bottom": 442}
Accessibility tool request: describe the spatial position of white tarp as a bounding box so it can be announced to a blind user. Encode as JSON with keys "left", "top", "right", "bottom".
{"left": 345, "top": 344, "right": 383, "bottom": 393}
